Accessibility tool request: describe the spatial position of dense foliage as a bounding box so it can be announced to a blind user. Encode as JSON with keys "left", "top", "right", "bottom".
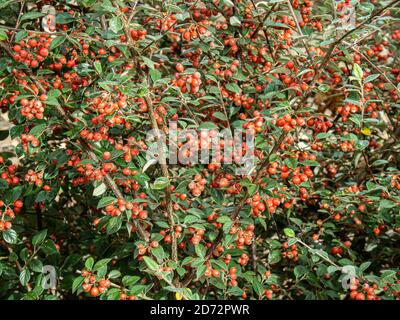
{"left": 0, "top": 0, "right": 399, "bottom": 300}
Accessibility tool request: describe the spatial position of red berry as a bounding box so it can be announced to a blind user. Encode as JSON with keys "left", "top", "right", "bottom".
{"left": 39, "top": 48, "right": 49, "bottom": 57}
{"left": 103, "top": 151, "right": 111, "bottom": 160}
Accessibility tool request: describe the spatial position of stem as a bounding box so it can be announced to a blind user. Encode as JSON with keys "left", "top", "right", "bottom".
{"left": 286, "top": 0, "right": 313, "bottom": 62}
{"left": 113, "top": 2, "right": 179, "bottom": 283}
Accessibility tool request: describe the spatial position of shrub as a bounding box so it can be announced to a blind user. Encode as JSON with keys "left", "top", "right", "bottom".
{"left": 0, "top": 0, "right": 399, "bottom": 300}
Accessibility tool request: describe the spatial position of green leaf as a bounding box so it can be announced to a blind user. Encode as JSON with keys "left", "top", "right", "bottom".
{"left": 294, "top": 265, "right": 307, "bottom": 279}
{"left": 129, "top": 285, "right": 147, "bottom": 296}
{"left": 229, "top": 16, "right": 241, "bottom": 26}
{"left": 247, "top": 184, "right": 258, "bottom": 196}
{"left": 29, "top": 259, "right": 44, "bottom": 273}
{"left": 288, "top": 237, "right": 298, "bottom": 246}
{"left": 150, "top": 69, "right": 161, "bottom": 82}
{"left": 142, "top": 57, "right": 155, "bottom": 70}
{"left": 0, "top": 179, "right": 8, "bottom": 189}
{"left": 97, "top": 196, "right": 116, "bottom": 209}
{"left": 122, "top": 276, "right": 140, "bottom": 287}
{"left": 327, "top": 265, "right": 341, "bottom": 274}
{"left": 3, "top": 229, "right": 17, "bottom": 244}
{"left": 268, "top": 250, "right": 281, "bottom": 264}
{"left": 284, "top": 228, "right": 296, "bottom": 238}
{"left": 29, "top": 123, "right": 47, "bottom": 138}
{"left": 10, "top": 125, "right": 24, "bottom": 139}
{"left": 93, "top": 182, "right": 107, "bottom": 197}
{"left": 40, "top": 239, "right": 58, "bottom": 255}
{"left": 56, "top": 13, "right": 75, "bottom": 24}
{"left": 195, "top": 244, "right": 206, "bottom": 259}
{"left": 19, "top": 269, "right": 31, "bottom": 286}
{"left": 151, "top": 246, "right": 165, "bottom": 262}
{"left": 152, "top": 177, "right": 169, "bottom": 190}
{"left": 107, "top": 216, "right": 122, "bottom": 234}
{"left": 0, "top": 130, "right": 9, "bottom": 141}
{"left": 184, "top": 215, "right": 199, "bottom": 225}
{"left": 0, "top": 30, "right": 8, "bottom": 41}
{"left": 21, "top": 12, "right": 45, "bottom": 22}
{"left": 108, "top": 270, "right": 121, "bottom": 279}
{"left": 15, "top": 30, "right": 28, "bottom": 42}
{"left": 211, "top": 259, "right": 228, "bottom": 272}
{"left": 252, "top": 277, "right": 264, "bottom": 297}
{"left": 199, "top": 122, "right": 219, "bottom": 130}
{"left": 72, "top": 276, "right": 84, "bottom": 293}
{"left": 32, "top": 229, "right": 47, "bottom": 247}
{"left": 379, "top": 199, "right": 396, "bottom": 209}
{"left": 63, "top": 254, "right": 81, "bottom": 268}
{"left": 109, "top": 16, "right": 123, "bottom": 33}
{"left": 93, "top": 258, "right": 111, "bottom": 272}
{"left": 196, "top": 264, "right": 207, "bottom": 280}
{"left": 50, "top": 35, "right": 66, "bottom": 50}
{"left": 143, "top": 256, "right": 159, "bottom": 272}
{"left": 359, "top": 261, "right": 371, "bottom": 273}
{"left": 85, "top": 257, "right": 94, "bottom": 271}
{"left": 5, "top": 186, "right": 23, "bottom": 204}
{"left": 352, "top": 64, "right": 363, "bottom": 80}
{"left": 94, "top": 61, "right": 102, "bottom": 74}
{"left": 212, "top": 111, "right": 227, "bottom": 121}
{"left": 284, "top": 158, "right": 298, "bottom": 169}
{"left": 216, "top": 216, "right": 231, "bottom": 224}
{"left": 364, "top": 74, "right": 379, "bottom": 83}
{"left": 225, "top": 83, "right": 241, "bottom": 94}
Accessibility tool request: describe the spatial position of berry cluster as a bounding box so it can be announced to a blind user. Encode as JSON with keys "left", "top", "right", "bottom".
{"left": 188, "top": 174, "right": 207, "bottom": 196}
{"left": 24, "top": 170, "right": 43, "bottom": 187}
{"left": 189, "top": 227, "right": 204, "bottom": 245}
{"left": 234, "top": 224, "right": 254, "bottom": 248}
{"left": 21, "top": 133, "right": 41, "bottom": 151}
{"left": 0, "top": 162, "right": 20, "bottom": 186}
{"left": 12, "top": 35, "right": 51, "bottom": 68}
{"left": 0, "top": 199, "right": 23, "bottom": 232}
{"left": 173, "top": 71, "right": 202, "bottom": 94}
{"left": 276, "top": 114, "right": 306, "bottom": 132}
{"left": 129, "top": 29, "right": 147, "bottom": 41}
{"left": 19, "top": 96, "right": 46, "bottom": 120}
{"left": 282, "top": 242, "right": 299, "bottom": 262}
{"left": 178, "top": 24, "right": 207, "bottom": 42}
{"left": 81, "top": 270, "right": 111, "bottom": 298}
{"left": 349, "top": 280, "right": 380, "bottom": 300}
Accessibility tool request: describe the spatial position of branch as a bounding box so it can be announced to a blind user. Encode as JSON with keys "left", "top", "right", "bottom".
{"left": 248, "top": 1, "right": 278, "bottom": 60}
{"left": 285, "top": 0, "right": 313, "bottom": 62}
{"left": 144, "top": 85, "right": 178, "bottom": 263}
{"left": 10, "top": 0, "right": 25, "bottom": 43}
{"left": 113, "top": 1, "right": 179, "bottom": 273}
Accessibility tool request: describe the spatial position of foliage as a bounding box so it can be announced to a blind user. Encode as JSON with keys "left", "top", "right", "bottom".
{"left": 0, "top": 0, "right": 399, "bottom": 300}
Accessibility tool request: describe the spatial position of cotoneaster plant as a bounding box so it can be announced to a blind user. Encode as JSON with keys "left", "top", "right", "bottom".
{"left": 0, "top": 0, "right": 399, "bottom": 300}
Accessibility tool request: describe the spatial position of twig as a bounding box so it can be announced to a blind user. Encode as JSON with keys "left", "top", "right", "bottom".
{"left": 113, "top": 1, "right": 179, "bottom": 275}
{"left": 248, "top": 1, "right": 278, "bottom": 60}
{"left": 285, "top": 0, "right": 313, "bottom": 62}
{"left": 10, "top": 0, "right": 25, "bottom": 43}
